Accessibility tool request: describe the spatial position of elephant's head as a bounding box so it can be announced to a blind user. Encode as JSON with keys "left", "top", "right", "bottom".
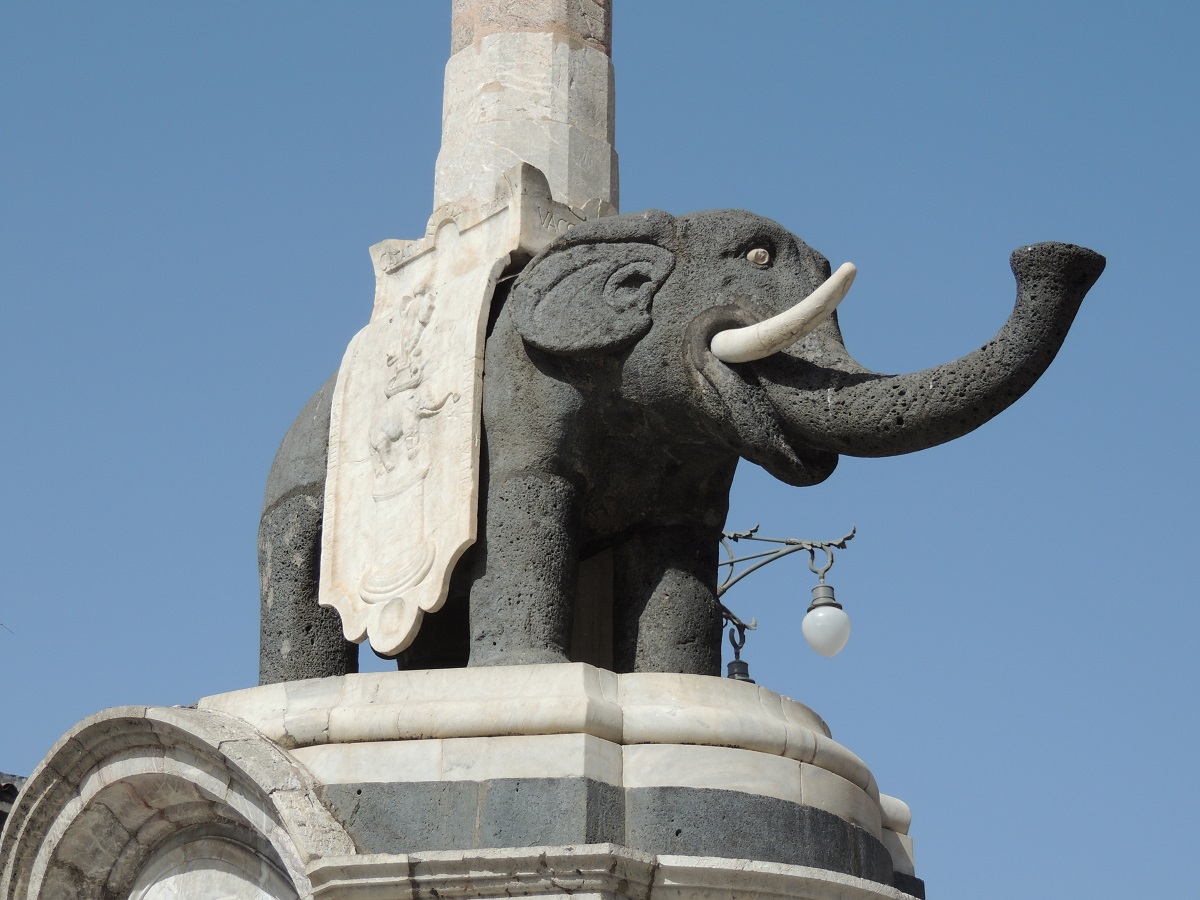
{"left": 509, "top": 208, "right": 1104, "bottom": 488}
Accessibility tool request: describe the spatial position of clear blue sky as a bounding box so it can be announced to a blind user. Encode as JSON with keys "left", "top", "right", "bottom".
{"left": 2, "top": 3, "right": 1196, "bottom": 896}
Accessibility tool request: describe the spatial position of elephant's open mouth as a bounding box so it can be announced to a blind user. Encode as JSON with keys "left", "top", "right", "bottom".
{"left": 684, "top": 306, "right": 840, "bottom": 487}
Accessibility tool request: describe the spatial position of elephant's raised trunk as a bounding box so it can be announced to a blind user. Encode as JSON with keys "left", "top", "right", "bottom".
{"left": 759, "top": 242, "right": 1105, "bottom": 458}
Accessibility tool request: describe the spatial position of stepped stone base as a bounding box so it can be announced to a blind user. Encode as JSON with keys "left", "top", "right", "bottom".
{"left": 0, "top": 664, "right": 922, "bottom": 899}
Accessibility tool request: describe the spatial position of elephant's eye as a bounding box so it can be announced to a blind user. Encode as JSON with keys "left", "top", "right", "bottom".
{"left": 746, "top": 247, "right": 771, "bottom": 267}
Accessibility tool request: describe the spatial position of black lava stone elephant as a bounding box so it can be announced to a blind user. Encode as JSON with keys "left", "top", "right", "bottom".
{"left": 258, "top": 209, "right": 1103, "bottom": 683}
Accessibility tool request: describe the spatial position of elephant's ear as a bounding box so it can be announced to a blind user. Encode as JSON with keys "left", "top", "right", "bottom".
{"left": 511, "top": 242, "right": 674, "bottom": 357}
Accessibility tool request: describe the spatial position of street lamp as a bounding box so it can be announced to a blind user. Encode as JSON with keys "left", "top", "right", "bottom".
{"left": 718, "top": 526, "right": 856, "bottom": 680}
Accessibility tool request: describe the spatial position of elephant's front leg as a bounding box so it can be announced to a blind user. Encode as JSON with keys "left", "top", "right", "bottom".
{"left": 613, "top": 525, "right": 723, "bottom": 676}
{"left": 468, "top": 470, "right": 581, "bottom": 666}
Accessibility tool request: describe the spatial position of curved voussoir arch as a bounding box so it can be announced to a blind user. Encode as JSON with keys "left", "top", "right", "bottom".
{"left": 0, "top": 705, "right": 353, "bottom": 900}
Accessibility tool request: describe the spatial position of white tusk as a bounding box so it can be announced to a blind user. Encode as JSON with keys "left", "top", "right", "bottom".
{"left": 710, "top": 262, "right": 857, "bottom": 364}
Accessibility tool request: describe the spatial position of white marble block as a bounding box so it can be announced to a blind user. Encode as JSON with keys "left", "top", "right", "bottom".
{"left": 436, "top": 0, "right": 617, "bottom": 212}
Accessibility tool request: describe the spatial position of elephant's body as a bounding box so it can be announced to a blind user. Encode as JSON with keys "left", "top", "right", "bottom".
{"left": 471, "top": 296, "right": 739, "bottom": 675}
{"left": 259, "top": 209, "right": 1104, "bottom": 684}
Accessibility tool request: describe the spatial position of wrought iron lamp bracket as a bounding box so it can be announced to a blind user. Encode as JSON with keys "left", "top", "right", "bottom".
{"left": 716, "top": 525, "right": 856, "bottom": 678}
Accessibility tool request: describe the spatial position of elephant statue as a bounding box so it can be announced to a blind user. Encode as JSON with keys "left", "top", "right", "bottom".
{"left": 258, "top": 209, "right": 1103, "bottom": 683}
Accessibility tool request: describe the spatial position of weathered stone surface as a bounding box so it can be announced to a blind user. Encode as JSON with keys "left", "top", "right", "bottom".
{"left": 625, "top": 786, "right": 893, "bottom": 884}
{"left": 893, "top": 869, "right": 926, "bottom": 899}
{"left": 0, "top": 706, "right": 353, "bottom": 900}
{"left": 263, "top": 372, "right": 339, "bottom": 511}
{"left": 126, "top": 834, "right": 298, "bottom": 899}
{"left": 879, "top": 793, "right": 912, "bottom": 835}
{"left": 4, "top": 686, "right": 920, "bottom": 897}
{"left": 199, "top": 665, "right": 908, "bottom": 875}
{"left": 450, "top": 0, "right": 612, "bottom": 54}
{"left": 321, "top": 780, "right": 479, "bottom": 854}
{"left": 259, "top": 372, "right": 358, "bottom": 685}
{"left": 439, "top": 2, "right": 617, "bottom": 211}
{"left": 202, "top": 665, "right": 827, "bottom": 756}
{"left": 479, "top": 778, "right": 624, "bottom": 850}
{"left": 881, "top": 829, "right": 916, "bottom": 877}
{"left": 622, "top": 743, "right": 803, "bottom": 806}
{"left": 294, "top": 733, "right": 623, "bottom": 787}
{"left": 318, "top": 777, "right": 891, "bottom": 886}
{"left": 210, "top": 663, "right": 625, "bottom": 748}
{"left": 307, "top": 844, "right": 919, "bottom": 899}
{"left": 321, "top": 778, "right": 623, "bottom": 854}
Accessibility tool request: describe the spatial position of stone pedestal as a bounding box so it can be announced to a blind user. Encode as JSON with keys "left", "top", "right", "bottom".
{"left": 0, "top": 665, "right": 922, "bottom": 898}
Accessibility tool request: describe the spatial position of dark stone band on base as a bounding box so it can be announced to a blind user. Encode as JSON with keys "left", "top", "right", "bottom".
{"left": 319, "top": 777, "right": 912, "bottom": 891}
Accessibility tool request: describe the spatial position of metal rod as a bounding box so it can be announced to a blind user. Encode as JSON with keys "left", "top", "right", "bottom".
{"left": 718, "top": 527, "right": 855, "bottom": 597}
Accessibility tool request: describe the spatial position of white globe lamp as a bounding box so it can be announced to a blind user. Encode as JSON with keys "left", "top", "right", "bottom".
{"left": 802, "top": 584, "right": 851, "bottom": 657}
